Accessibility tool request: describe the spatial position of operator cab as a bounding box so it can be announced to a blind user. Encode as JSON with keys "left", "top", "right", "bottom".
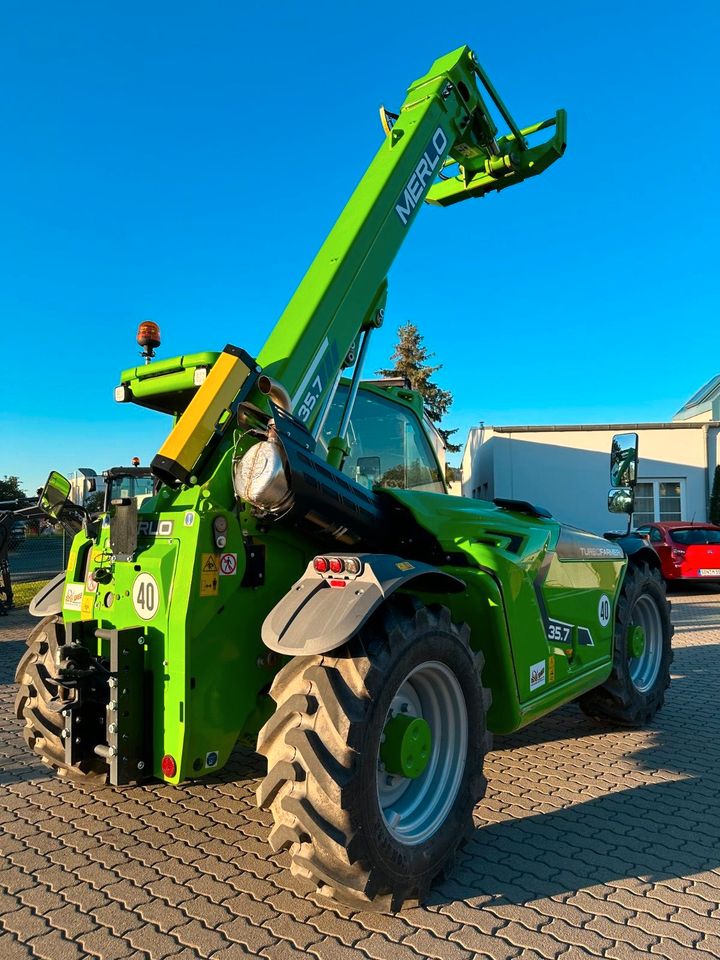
{"left": 317, "top": 382, "right": 446, "bottom": 494}
{"left": 103, "top": 467, "right": 155, "bottom": 512}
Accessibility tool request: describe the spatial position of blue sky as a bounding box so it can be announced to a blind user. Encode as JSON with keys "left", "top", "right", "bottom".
{"left": 1, "top": 1, "right": 717, "bottom": 493}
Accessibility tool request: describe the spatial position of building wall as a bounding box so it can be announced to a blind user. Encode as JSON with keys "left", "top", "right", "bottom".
{"left": 461, "top": 424, "right": 719, "bottom": 535}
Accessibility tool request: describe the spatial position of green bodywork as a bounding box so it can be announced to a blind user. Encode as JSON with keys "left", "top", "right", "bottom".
{"left": 48, "top": 44, "right": 622, "bottom": 788}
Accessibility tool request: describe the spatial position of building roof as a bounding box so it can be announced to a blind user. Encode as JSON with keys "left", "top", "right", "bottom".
{"left": 473, "top": 421, "right": 720, "bottom": 434}
{"left": 674, "top": 375, "right": 720, "bottom": 421}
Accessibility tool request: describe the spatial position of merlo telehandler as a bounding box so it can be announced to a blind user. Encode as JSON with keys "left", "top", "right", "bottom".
{"left": 16, "top": 45, "right": 672, "bottom": 908}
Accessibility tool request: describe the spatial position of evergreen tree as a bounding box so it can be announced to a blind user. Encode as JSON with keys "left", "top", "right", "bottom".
{"left": 710, "top": 465, "right": 720, "bottom": 525}
{"left": 377, "top": 323, "right": 460, "bottom": 452}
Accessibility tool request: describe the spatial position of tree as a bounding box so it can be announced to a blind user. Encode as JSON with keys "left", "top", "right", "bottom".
{"left": 377, "top": 323, "right": 461, "bottom": 452}
{"left": 0, "top": 476, "right": 26, "bottom": 502}
{"left": 84, "top": 491, "right": 105, "bottom": 514}
{"left": 709, "top": 465, "right": 720, "bottom": 525}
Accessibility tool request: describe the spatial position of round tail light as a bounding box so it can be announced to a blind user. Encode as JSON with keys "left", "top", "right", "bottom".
{"left": 328, "top": 557, "right": 344, "bottom": 574}
{"left": 161, "top": 754, "right": 177, "bottom": 778}
{"left": 313, "top": 557, "right": 329, "bottom": 573}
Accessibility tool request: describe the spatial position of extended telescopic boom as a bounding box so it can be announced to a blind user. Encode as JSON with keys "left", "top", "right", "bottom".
{"left": 152, "top": 45, "right": 565, "bottom": 486}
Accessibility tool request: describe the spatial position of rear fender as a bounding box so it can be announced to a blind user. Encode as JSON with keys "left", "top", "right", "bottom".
{"left": 262, "top": 554, "right": 465, "bottom": 656}
{"left": 613, "top": 535, "right": 661, "bottom": 571}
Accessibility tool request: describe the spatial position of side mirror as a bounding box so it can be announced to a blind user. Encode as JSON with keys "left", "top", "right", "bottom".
{"left": 610, "top": 432, "right": 638, "bottom": 488}
{"left": 608, "top": 432, "right": 638, "bottom": 517}
{"left": 39, "top": 471, "right": 72, "bottom": 520}
{"left": 608, "top": 487, "right": 634, "bottom": 514}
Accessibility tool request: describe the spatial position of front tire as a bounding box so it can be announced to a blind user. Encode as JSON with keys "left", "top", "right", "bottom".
{"left": 579, "top": 562, "right": 673, "bottom": 725}
{"left": 15, "top": 616, "right": 107, "bottom": 783}
{"left": 257, "top": 599, "right": 490, "bottom": 909}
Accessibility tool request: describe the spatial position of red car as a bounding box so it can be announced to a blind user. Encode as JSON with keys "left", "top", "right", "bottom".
{"left": 634, "top": 521, "right": 720, "bottom": 582}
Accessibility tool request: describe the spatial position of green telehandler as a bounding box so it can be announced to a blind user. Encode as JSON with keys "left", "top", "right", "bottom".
{"left": 16, "top": 45, "right": 672, "bottom": 909}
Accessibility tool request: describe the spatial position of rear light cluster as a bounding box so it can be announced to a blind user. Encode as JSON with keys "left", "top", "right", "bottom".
{"left": 671, "top": 547, "right": 687, "bottom": 561}
{"left": 313, "top": 556, "right": 362, "bottom": 575}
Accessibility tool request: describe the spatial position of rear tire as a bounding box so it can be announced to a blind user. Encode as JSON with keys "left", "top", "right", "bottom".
{"left": 579, "top": 562, "right": 673, "bottom": 726}
{"left": 15, "top": 616, "right": 107, "bottom": 783}
{"left": 257, "top": 598, "right": 491, "bottom": 909}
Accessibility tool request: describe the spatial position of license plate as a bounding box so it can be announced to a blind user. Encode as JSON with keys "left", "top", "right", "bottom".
{"left": 699, "top": 569, "right": 720, "bottom": 576}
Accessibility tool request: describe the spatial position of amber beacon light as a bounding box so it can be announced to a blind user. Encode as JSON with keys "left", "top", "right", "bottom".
{"left": 137, "top": 320, "right": 161, "bottom": 363}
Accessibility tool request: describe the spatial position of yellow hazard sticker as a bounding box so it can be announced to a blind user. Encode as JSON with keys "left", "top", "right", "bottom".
{"left": 202, "top": 553, "right": 219, "bottom": 573}
{"left": 80, "top": 594, "right": 95, "bottom": 620}
{"left": 200, "top": 572, "right": 219, "bottom": 596}
{"left": 396, "top": 561, "right": 414, "bottom": 571}
{"left": 548, "top": 655, "right": 555, "bottom": 683}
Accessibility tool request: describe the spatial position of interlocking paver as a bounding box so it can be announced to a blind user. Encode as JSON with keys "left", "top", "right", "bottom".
{"left": 1, "top": 933, "right": 43, "bottom": 960}
{"left": 358, "top": 931, "right": 438, "bottom": 960}
{"left": 493, "top": 921, "right": 569, "bottom": 959}
{"left": 263, "top": 911, "right": 325, "bottom": 950}
{"left": 167, "top": 918, "right": 229, "bottom": 956}
{"left": 0, "top": 904, "right": 53, "bottom": 941}
{"left": 307, "top": 937, "right": 375, "bottom": 960}
{"left": 586, "top": 914, "right": 657, "bottom": 951}
{"left": 258, "top": 943, "right": 306, "bottom": 960}
{"left": 402, "top": 927, "right": 474, "bottom": 959}
{"left": 136, "top": 898, "right": 196, "bottom": 933}
{"left": 606, "top": 942, "right": 661, "bottom": 960}
{"left": 449, "top": 926, "right": 523, "bottom": 957}
{"left": 218, "top": 915, "right": 278, "bottom": 953}
{"left": 3, "top": 592, "right": 720, "bottom": 959}
{"left": 25, "top": 929, "right": 87, "bottom": 960}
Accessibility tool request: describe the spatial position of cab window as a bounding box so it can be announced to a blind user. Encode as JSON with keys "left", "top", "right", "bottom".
{"left": 319, "top": 386, "right": 445, "bottom": 494}
{"left": 111, "top": 476, "right": 155, "bottom": 500}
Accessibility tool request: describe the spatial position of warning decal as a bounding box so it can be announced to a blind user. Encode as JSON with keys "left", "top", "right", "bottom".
{"left": 200, "top": 574, "right": 218, "bottom": 596}
{"left": 80, "top": 594, "right": 95, "bottom": 620}
{"left": 220, "top": 553, "right": 237, "bottom": 576}
{"left": 202, "top": 553, "right": 219, "bottom": 573}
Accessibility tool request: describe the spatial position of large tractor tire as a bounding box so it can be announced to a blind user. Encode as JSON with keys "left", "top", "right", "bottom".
{"left": 579, "top": 561, "right": 673, "bottom": 726}
{"left": 15, "top": 615, "right": 107, "bottom": 783}
{"left": 257, "top": 598, "right": 491, "bottom": 909}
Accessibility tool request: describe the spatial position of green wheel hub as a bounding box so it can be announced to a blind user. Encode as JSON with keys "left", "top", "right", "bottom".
{"left": 628, "top": 624, "right": 645, "bottom": 659}
{"left": 380, "top": 714, "right": 432, "bottom": 779}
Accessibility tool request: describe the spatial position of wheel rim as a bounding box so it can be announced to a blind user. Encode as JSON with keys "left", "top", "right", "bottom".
{"left": 376, "top": 660, "right": 468, "bottom": 846}
{"left": 628, "top": 594, "right": 663, "bottom": 693}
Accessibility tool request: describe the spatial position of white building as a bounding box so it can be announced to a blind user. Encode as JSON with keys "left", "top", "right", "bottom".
{"left": 460, "top": 378, "right": 720, "bottom": 535}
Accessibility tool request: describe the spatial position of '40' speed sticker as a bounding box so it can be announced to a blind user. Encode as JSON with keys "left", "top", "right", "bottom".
{"left": 598, "top": 594, "right": 611, "bottom": 627}
{"left": 132, "top": 573, "right": 160, "bottom": 621}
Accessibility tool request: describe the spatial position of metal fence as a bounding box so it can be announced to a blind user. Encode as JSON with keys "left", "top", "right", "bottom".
{"left": 3, "top": 531, "right": 71, "bottom": 608}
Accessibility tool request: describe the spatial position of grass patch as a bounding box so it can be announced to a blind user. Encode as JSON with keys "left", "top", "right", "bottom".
{"left": 10, "top": 579, "right": 48, "bottom": 608}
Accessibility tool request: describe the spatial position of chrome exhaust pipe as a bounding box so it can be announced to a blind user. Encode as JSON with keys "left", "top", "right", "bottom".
{"left": 257, "top": 375, "right": 291, "bottom": 413}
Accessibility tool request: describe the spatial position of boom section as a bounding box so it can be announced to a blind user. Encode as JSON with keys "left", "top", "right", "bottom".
{"left": 151, "top": 45, "right": 564, "bottom": 486}
{"left": 257, "top": 45, "right": 564, "bottom": 431}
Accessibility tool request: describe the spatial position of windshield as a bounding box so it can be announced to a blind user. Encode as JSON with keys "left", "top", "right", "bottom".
{"left": 109, "top": 476, "right": 155, "bottom": 500}
{"left": 319, "top": 386, "right": 445, "bottom": 494}
{"left": 670, "top": 528, "right": 720, "bottom": 546}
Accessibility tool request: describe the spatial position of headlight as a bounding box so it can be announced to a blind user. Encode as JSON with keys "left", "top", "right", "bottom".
{"left": 233, "top": 441, "right": 292, "bottom": 513}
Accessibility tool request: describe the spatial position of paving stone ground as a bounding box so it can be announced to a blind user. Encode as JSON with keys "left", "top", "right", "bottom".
{"left": 1, "top": 588, "right": 719, "bottom": 959}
